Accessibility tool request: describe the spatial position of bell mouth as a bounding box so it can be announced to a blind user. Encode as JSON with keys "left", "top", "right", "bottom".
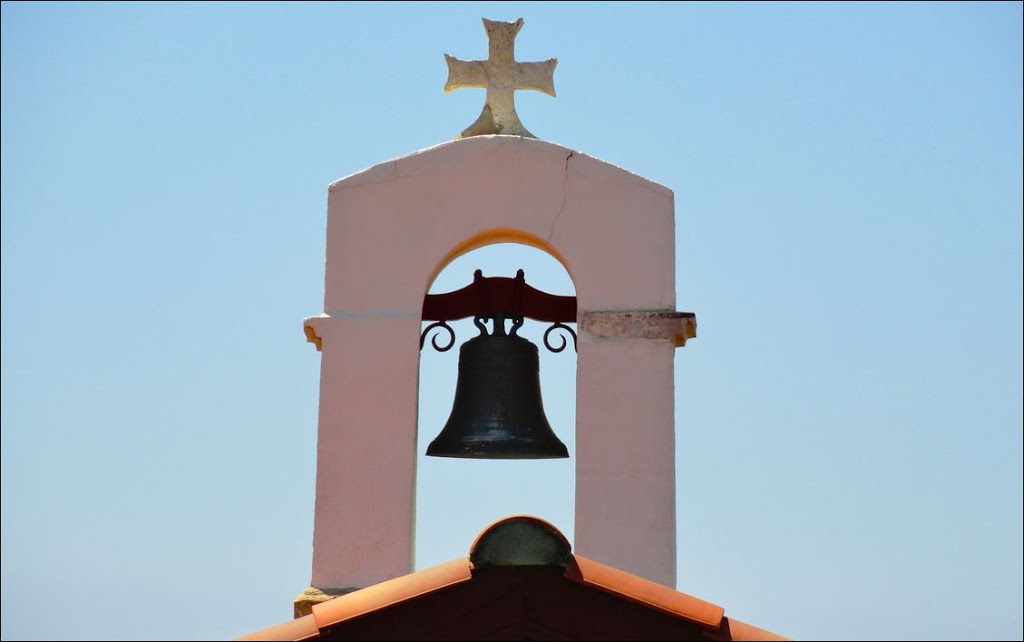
{"left": 426, "top": 438, "right": 569, "bottom": 459}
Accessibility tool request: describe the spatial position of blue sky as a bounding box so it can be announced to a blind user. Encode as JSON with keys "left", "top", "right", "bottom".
{"left": 2, "top": 2, "right": 1021, "bottom": 640}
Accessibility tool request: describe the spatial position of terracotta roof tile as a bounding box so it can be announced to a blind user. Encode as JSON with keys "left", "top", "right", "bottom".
{"left": 311, "top": 558, "right": 473, "bottom": 630}
{"left": 237, "top": 516, "right": 786, "bottom": 640}
{"left": 565, "top": 555, "right": 725, "bottom": 629}
{"left": 236, "top": 613, "right": 319, "bottom": 641}
{"left": 720, "top": 616, "right": 790, "bottom": 641}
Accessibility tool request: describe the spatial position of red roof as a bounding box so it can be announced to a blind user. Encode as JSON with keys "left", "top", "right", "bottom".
{"left": 239, "top": 516, "right": 786, "bottom": 641}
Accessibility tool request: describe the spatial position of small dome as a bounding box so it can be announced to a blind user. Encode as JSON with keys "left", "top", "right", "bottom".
{"left": 469, "top": 515, "right": 572, "bottom": 568}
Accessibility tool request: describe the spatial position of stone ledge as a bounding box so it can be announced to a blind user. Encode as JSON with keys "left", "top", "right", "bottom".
{"left": 579, "top": 310, "right": 697, "bottom": 347}
{"left": 293, "top": 586, "right": 359, "bottom": 619}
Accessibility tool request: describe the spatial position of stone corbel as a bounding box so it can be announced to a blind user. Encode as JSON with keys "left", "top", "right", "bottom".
{"left": 304, "top": 316, "right": 327, "bottom": 351}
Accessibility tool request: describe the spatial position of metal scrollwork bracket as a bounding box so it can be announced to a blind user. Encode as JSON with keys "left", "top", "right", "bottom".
{"left": 420, "top": 321, "right": 456, "bottom": 352}
{"left": 421, "top": 269, "right": 578, "bottom": 354}
{"left": 543, "top": 322, "right": 577, "bottom": 353}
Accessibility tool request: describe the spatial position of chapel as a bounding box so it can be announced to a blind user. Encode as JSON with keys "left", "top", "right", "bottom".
{"left": 240, "top": 17, "right": 785, "bottom": 641}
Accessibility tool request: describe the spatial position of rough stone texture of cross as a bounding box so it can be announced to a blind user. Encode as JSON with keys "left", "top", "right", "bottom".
{"left": 444, "top": 18, "right": 557, "bottom": 139}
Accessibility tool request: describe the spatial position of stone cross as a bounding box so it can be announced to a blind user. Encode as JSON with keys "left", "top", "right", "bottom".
{"left": 444, "top": 18, "right": 557, "bottom": 139}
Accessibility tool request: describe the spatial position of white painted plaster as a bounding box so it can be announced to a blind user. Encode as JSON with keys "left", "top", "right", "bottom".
{"left": 307, "top": 135, "right": 683, "bottom": 590}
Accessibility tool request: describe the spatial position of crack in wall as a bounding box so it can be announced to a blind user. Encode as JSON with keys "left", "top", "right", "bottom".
{"left": 548, "top": 151, "right": 574, "bottom": 241}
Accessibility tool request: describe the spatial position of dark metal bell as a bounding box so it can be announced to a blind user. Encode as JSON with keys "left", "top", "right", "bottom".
{"left": 427, "top": 317, "right": 569, "bottom": 459}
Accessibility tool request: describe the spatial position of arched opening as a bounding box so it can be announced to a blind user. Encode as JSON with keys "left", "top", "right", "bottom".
{"left": 415, "top": 242, "right": 577, "bottom": 569}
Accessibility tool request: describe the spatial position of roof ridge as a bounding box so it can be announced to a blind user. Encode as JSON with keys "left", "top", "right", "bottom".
{"left": 566, "top": 554, "right": 725, "bottom": 629}
{"left": 237, "top": 516, "right": 787, "bottom": 641}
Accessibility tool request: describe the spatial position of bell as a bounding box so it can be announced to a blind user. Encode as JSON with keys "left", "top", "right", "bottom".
{"left": 427, "top": 315, "right": 569, "bottom": 459}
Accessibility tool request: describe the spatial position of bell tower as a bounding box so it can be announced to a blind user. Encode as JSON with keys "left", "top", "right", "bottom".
{"left": 296, "top": 17, "right": 696, "bottom": 614}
